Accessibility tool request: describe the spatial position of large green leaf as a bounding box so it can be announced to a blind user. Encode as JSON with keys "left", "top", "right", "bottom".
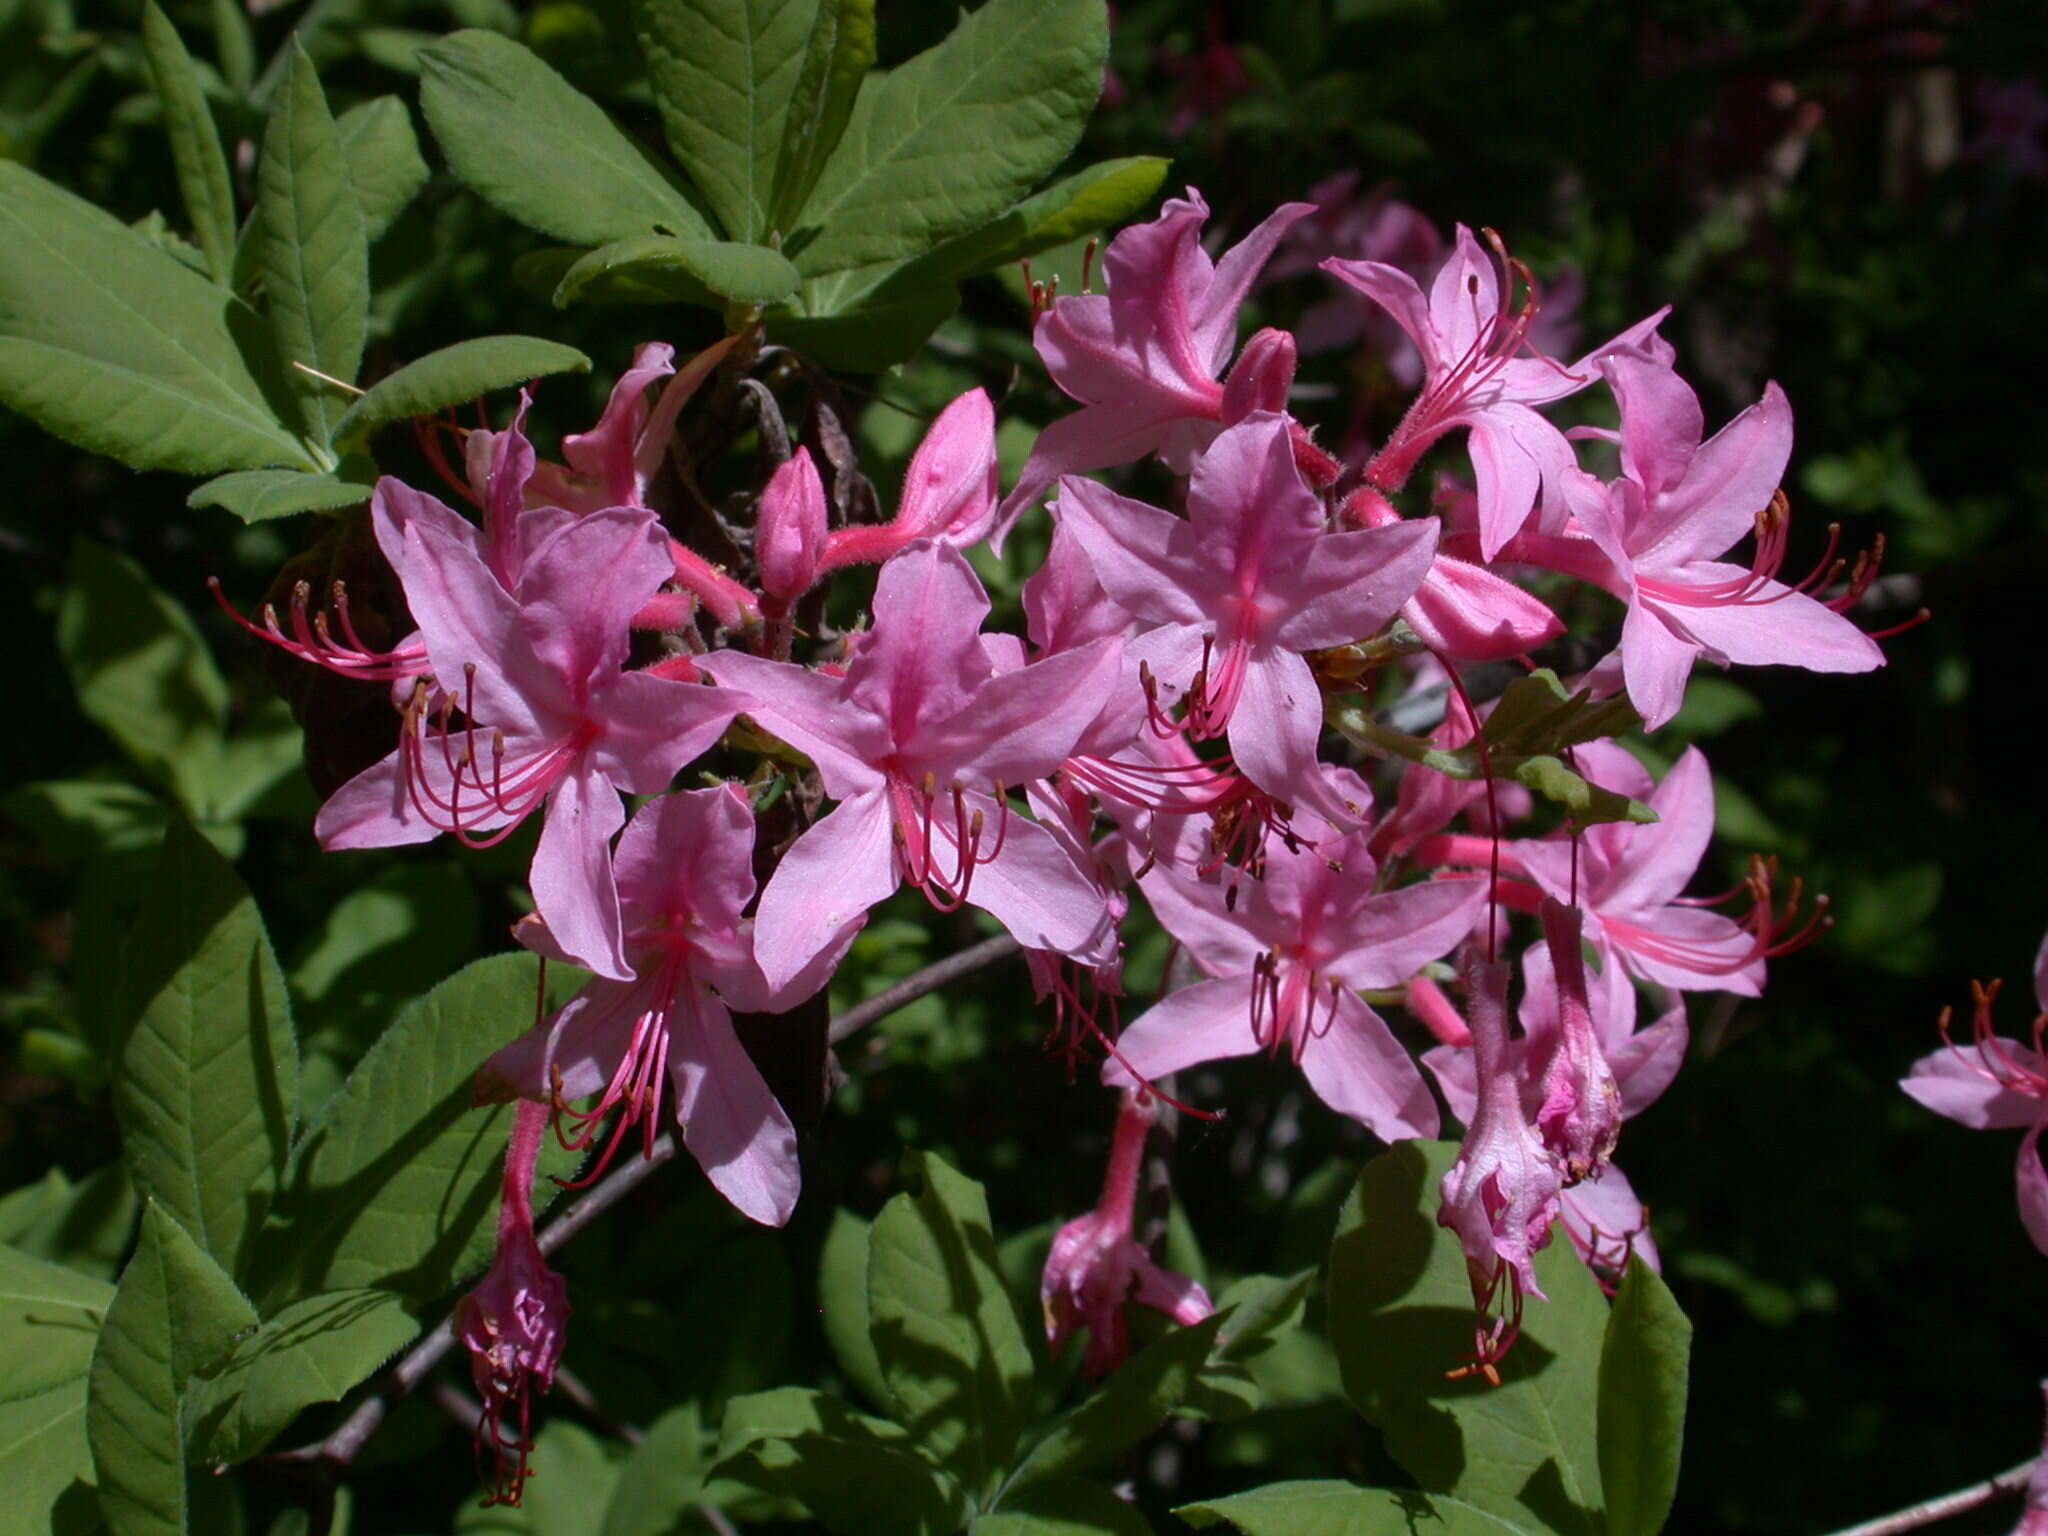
{"left": 718, "top": 1432, "right": 970, "bottom": 1536}
{"left": 334, "top": 97, "right": 429, "bottom": 243}
{"left": 0, "top": 1243, "right": 115, "bottom": 1534}
{"left": 767, "top": 0, "right": 875, "bottom": 238}
{"left": 183, "top": 1288, "right": 418, "bottom": 1464}
{"left": 251, "top": 953, "right": 573, "bottom": 1309}
{"left": 259, "top": 44, "right": 369, "bottom": 450}
{"left": 87, "top": 1203, "right": 258, "bottom": 1536}
{"left": 1326, "top": 1141, "right": 1608, "bottom": 1536}
{"left": 187, "top": 468, "right": 373, "bottom": 523}
{"left": 1002, "top": 1314, "right": 1223, "bottom": 1493}
{"left": 141, "top": 1, "right": 237, "bottom": 285}
{"left": 1598, "top": 1258, "right": 1691, "bottom": 1536}
{"left": 1179, "top": 1483, "right": 1537, "bottom": 1535}
{"left": 419, "top": 31, "right": 715, "bottom": 247}
{"left": 333, "top": 335, "right": 591, "bottom": 449}
{"left": 818, "top": 1209, "right": 889, "bottom": 1411}
{"left": 553, "top": 235, "right": 800, "bottom": 310}
{"left": 974, "top": 1478, "right": 1153, "bottom": 1535}
{"left": 0, "top": 1162, "right": 138, "bottom": 1284}
{"left": 632, "top": 0, "right": 827, "bottom": 243}
{"left": 118, "top": 817, "right": 298, "bottom": 1279}
{"left": 601, "top": 1404, "right": 709, "bottom": 1536}
{"left": 867, "top": 1150, "right": 1034, "bottom": 1501}
{"left": 0, "top": 163, "right": 310, "bottom": 474}
{"left": 57, "top": 539, "right": 227, "bottom": 804}
{"left": 894, "top": 155, "right": 1167, "bottom": 286}
{"left": 786, "top": 0, "right": 1106, "bottom": 276}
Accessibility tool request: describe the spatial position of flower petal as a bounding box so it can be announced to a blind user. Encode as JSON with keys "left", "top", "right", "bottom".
{"left": 671, "top": 989, "right": 802, "bottom": 1227}
{"left": 1299, "top": 991, "right": 1441, "bottom": 1140}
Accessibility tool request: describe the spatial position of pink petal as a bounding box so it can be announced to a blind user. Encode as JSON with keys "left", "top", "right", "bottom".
{"left": 695, "top": 651, "right": 888, "bottom": 800}
{"left": 613, "top": 786, "right": 756, "bottom": 934}
{"left": 911, "top": 637, "right": 1123, "bottom": 787}
{"left": 894, "top": 389, "right": 998, "bottom": 547}
{"left": 1319, "top": 875, "right": 1489, "bottom": 992}
{"left": 1618, "top": 597, "right": 1700, "bottom": 730}
{"left": 1653, "top": 577, "right": 1884, "bottom": 675}
{"left": 480, "top": 978, "right": 643, "bottom": 1103}
{"left": 1604, "top": 354, "right": 1702, "bottom": 500}
{"left": 588, "top": 670, "right": 743, "bottom": 796}
{"left": 1103, "top": 975, "right": 1262, "bottom": 1089}
{"left": 561, "top": 341, "right": 675, "bottom": 506}
{"left": 1402, "top": 552, "right": 1564, "bottom": 662}
{"left": 1195, "top": 200, "right": 1316, "bottom": 374}
{"left": 529, "top": 766, "right": 630, "bottom": 980}
{"left": 1137, "top": 865, "right": 1267, "bottom": 979}
{"left": 1228, "top": 646, "right": 1344, "bottom": 821}
{"left": 670, "top": 989, "right": 802, "bottom": 1227}
{"left": 1600, "top": 746, "right": 1716, "bottom": 916}
{"left": 2021, "top": 1123, "right": 2048, "bottom": 1259}
{"left": 1054, "top": 477, "right": 1209, "bottom": 627}
{"left": 1610, "top": 999, "right": 1689, "bottom": 1116}
{"left": 1271, "top": 519, "right": 1438, "bottom": 652}
{"left": 1424, "top": 225, "right": 1501, "bottom": 369}
{"left": 1612, "top": 906, "right": 1763, "bottom": 997}
{"left": 848, "top": 542, "right": 996, "bottom": 734}
{"left": 514, "top": 506, "right": 671, "bottom": 687}
{"left": 751, "top": 792, "right": 899, "bottom": 993}
{"left": 950, "top": 803, "right": 1114, "bottom": 962}
{"left": 1901, "top": 1047, "right": 2045, "bottom": 1130}
{"left": 1318, "top": 256, "right": 1436, "bottom": 360}
{"left": 314, "top": 747, "right": 442, "bottom": 851}
{"left": 1636, "top": 381, "right": 1793, "bottom": 568}
{"left": 1299, "top": 990, "right": 1441, "bottom": 1140}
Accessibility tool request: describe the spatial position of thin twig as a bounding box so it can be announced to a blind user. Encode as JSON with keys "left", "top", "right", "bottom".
{"left": 828, "top": 932, "right": 1021, "bottom": 1044}
{"left": 272, "top": 931, "right": 1025, "bottom": 1479}
{"left": 1820, "top": 1457, "right": 2035, "bottom": 1536}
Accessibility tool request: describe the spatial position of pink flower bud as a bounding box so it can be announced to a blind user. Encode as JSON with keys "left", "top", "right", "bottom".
{"left": 756, "top": 448, "right": 827, "bottom": 605}
{"left": 1534, "top": 899, "right": 1623, "bottom": 1185}
{"left": 892, "top": 387, "right": 998, "bottom": 546}
{"left": 1220, "top": 326, "right": 1297, "bottom": 423}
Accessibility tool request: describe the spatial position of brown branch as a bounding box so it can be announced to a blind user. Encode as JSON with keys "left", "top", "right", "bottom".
{"left": 1820, "top": 1458, "right": 2035, "bottom": 1536}
{"left": 269, "top": 930, "right": 1026, "bottom": 1494}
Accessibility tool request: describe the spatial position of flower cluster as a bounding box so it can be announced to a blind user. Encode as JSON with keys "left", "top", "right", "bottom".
{"left": 238, "top": 184, "right": 1901, "bottom": 1429}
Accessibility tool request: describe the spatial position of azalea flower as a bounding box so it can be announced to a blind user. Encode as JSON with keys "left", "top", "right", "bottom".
{"left": 480, "top": 787, "right": 844, "bottom": 1226}
{"left": 1057, "top": 412, "right": 1436, "bottom": 825}
{"left": 1564, "top": 355, "right": 1884, "bottom": 729}
{"left": 700, "top": 541, "right": 1123, "bottom": 991}
{"left": 1042, "top": 1091, "right": 1213, "bottom": 1377}
{"left": 1323, "top": 224, "right": 1667, "bottom": 558}
{"left": 454, "top": 1100, "right": 569, "bottom": 1508}
{"left": 1901, "top": 931, "right": 2048, "bottom": 1256}
{"left": 1105, "top": 802, "right": 1486, "bottom": 1140}
{"left": 314, "top": 494, "right": 740, "bottom": 979}
{"left": 994, "top": 190, "right": 1315, "bottom": 544}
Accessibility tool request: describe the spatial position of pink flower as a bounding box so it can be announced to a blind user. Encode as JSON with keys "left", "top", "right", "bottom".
{"left": 814, "top": 389, "right": 999, "bottom": 573}
{"left": 1057, "top": 412, "right": 1436, "bottom": 825}
{"left": 314, "top": 489, "right": 740, "bottom": 979}
{"left": 1106, "top": 808, "right": 1485, "bottom": 1140}
{"left": 1267, "top": 174, "right": 1445, "bottom": 370}
{"left": 1901, "top": 931, "right": 2048, "bottom": 1257}
{"left": 1042, "top": 1092, "right": 1212, "bottom": 1378}
{"left": 1565, "top": 355, "right": 1884, "bottom": 730}
{"left": 1437, "top": 955, "right": 1562, "bottom": 1381}
{"left": 994, "top": 190, "right": 1315, "bottom": 544}
{"left": 480, "top": 787, "right": 841, "bottom": 1226}
{"left": 454, "top": 1101, "right": 569, "bottom": 1508}
{"left": 1323, "top": 225, "right": 1667, "bottom": 559}
{"left": 699, "top": 542, "right": 1123, "bottom": 991}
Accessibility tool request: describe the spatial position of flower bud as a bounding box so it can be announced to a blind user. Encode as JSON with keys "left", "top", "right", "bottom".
{"left": 756, "top": 448, "right": 827, "bottom": 605}
{"left": 1220, "top": 326, "right": 1297, "bottom": 424}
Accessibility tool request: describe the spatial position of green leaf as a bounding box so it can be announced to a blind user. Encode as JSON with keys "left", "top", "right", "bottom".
{"left": 1005, "top": 1314, "right": 1223, "bottom": 1491}
{"left": 333, "top": 335, "right": 592, "bottom": 449}
{"left": 210, "top": 0, "right": 255, "bottom": 97}
{"left": 259, "top": 43, "right": 370, "bottom": 450}
{"left": 118, "top": 817, "right": 297, "bottom": 1278}
{"left": 717, "top": 1433, "right": 971, "bottom": 1536}
{"left": 1598, "top": 1258, "right": 1691, "bottom": 1536}
{"left": 767, "top": 0, "right": 875, "bottom": 237}
{"left": 717, "top": 1385, "right": 912, "bottom": 1458}
{"left": 335, "top": 97, "right": 429, "bottom": 243}
{"left": 907, "top": 156, "right": 1167, "bottom": 284}
{"left": 1178, "top": 1482, "right": 1536, "bottom": 1535}
{"left": 1213, "top": 1269, "right": 1315, "bottom": 1362}
{"left": 188, "top": 469, "right": 373, "bottom": 522}
{"left": 419, "top": 30, "right": 715, "bottom": 246}
{"left": 632, "top": 0, "right": 834, "bottom": 243}
{"left": 182, "top": 1288, "right": 416, "bottom": 1464}
{"left": 0, "top": 1163, "right": 138, "bottom": 1283}
{"left": 58, "top": 539, "right": 227, "bottom": 803}
{"left": 142, "top": 2, "right": 237, "bottom": 285}
{"left": 0, "top": 162, "right": 310, "bottom": 474}
{"left": 0, "top": 1243, "right": 114, "bottom": 1533}
{"left": 553, "top": 234, "right": 800, "bottom": 309}
{"left": 250, "top": 954, "right": 573, "bottom": 1309}
{"left": 766, "top": 277, "right": 959, "bottom": 372}
{"left": 867, "top": 1150, "right": 1034, "bottom": 1500}
{"left": 819, "top": 1209, "right": 889, "bottom": 1411}
{"left": 975, "top": 1477, "right": 1153, "bottom": 1535}
{"left": 522, "top": 1420, "right": 622, "bottom": 1536}
{"left": 88, "top": 1202, "right": 258, "bottom": 1536}
{"left": 786, "top": 0, "right": 1106, "bottom": 276}
{"left": 601, "top": 1404, "right": 709, "bottom": 1536}
{"left": 1325, "top": 1141, "right": 1607, "bottom": 1536}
